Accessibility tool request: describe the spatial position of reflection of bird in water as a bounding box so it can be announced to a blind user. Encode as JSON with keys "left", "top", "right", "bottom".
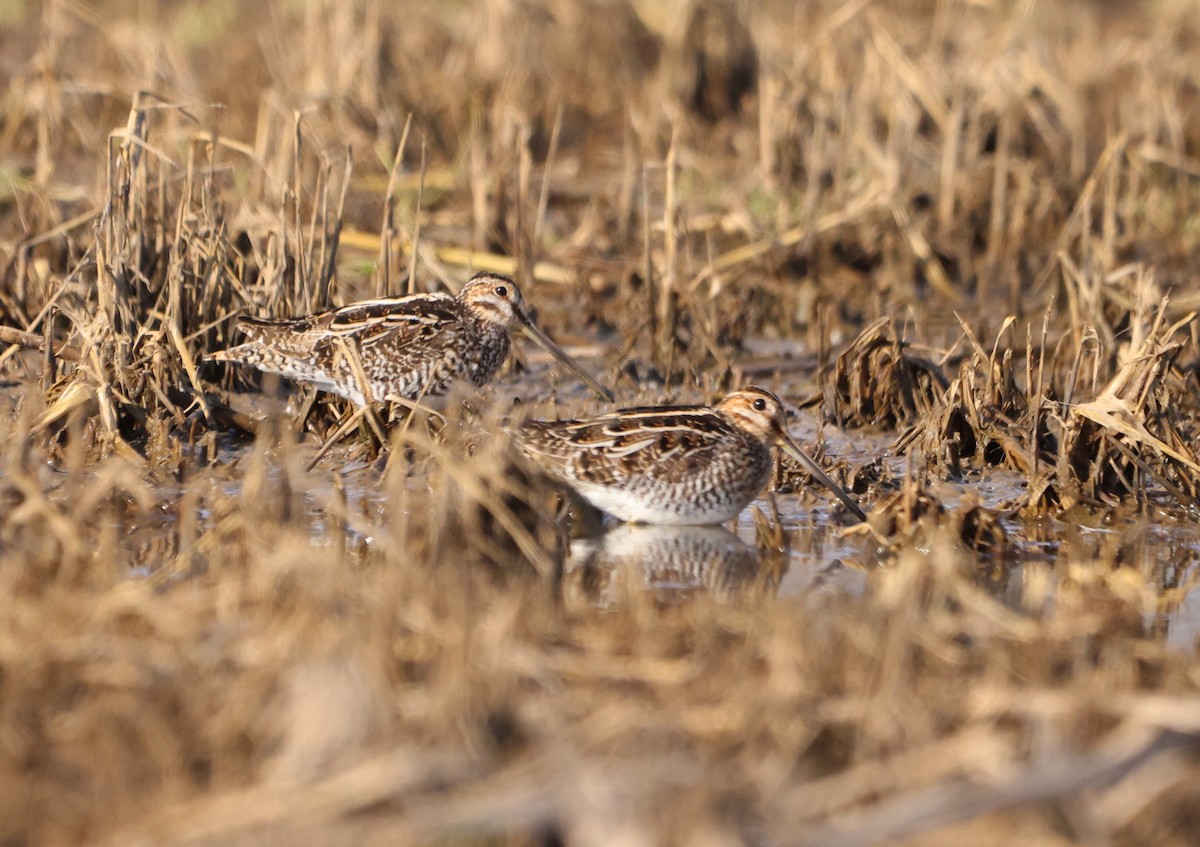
{"left": 565, "top": 524, "right": 774, "bottom": 604}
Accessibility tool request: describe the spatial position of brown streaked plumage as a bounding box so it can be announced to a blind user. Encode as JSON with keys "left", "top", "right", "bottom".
{"left": 514, "top": 386, "right": 867, "bottom": 525}
{"left": 210, "top": 272, "right": 612, "bottom": 405}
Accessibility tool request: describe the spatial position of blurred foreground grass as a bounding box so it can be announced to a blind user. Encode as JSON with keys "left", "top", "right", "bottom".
{"left": 2, "top": 1, "right": 1200, "bottom": 845}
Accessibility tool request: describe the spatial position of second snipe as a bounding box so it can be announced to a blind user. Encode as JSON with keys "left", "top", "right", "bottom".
{"left": 515, "top": 386, "right": 867, "bottom": 525}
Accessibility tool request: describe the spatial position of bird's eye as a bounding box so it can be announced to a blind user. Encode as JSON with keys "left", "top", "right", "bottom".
{"left": 753, "top": 398, "right": 767, "bottom": 411}
{"left": 494, "top": 285, "right": 508, "bottom": 297}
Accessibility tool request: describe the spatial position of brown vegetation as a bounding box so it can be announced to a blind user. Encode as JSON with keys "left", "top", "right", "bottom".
{"left": 3, "top": 1, "right": 1200, "bottom": 845}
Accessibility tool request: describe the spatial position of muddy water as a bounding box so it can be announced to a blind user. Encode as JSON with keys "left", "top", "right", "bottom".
{"left": 13, "top": 352, "right": 1197, "bottom": 650}
{"left": 107, "top": 420, "right": 1199, "bottom": 649}
{"left": 557, "top": 383, "right": 1200, "bottom": 651}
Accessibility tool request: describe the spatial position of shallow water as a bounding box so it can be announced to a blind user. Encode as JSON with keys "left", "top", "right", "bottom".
{"left": 561, "top": 487, "right": 1200, "bottom": 651}
{"left": 556, "top": 393, "right": 1200, "bottom": 650}
{"left": 15, "top": 359, "right": 1198, "bottom": 652}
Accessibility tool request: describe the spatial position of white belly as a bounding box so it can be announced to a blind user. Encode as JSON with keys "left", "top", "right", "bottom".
{"left": 571, "top": 480, "right": 755, "bottom": 526}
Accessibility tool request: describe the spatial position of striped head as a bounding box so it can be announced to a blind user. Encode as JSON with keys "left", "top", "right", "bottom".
{"left": 717, "top": 386, "right": 868, "bottom": 522}
{"left": 455, "top": 271, "right": 615, "bottom": 401}
{"left": 715, "top": 387, "right": 789, "bottom": 442}
{"left": 457, "top": 272, "right": 530, "bottom": 329}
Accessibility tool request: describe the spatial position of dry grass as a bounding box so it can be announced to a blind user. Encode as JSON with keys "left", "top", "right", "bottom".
{"left": 3, "top": 0, "right": 1200, "bottom": 845}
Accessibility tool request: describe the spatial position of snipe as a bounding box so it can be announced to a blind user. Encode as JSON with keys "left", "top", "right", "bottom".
{"left": 211, "top": 272, "right": 612, "bottom": 405}
{"left": 514, "top": 386, "right": 867, "bottom": 525}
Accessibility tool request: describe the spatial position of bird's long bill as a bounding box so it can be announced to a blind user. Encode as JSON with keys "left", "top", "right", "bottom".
{"left": 776, "top": 429, "right": 868, "bottom": 522}
{"left": 519, "top": 319, "right": 615, "bottom": 402}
